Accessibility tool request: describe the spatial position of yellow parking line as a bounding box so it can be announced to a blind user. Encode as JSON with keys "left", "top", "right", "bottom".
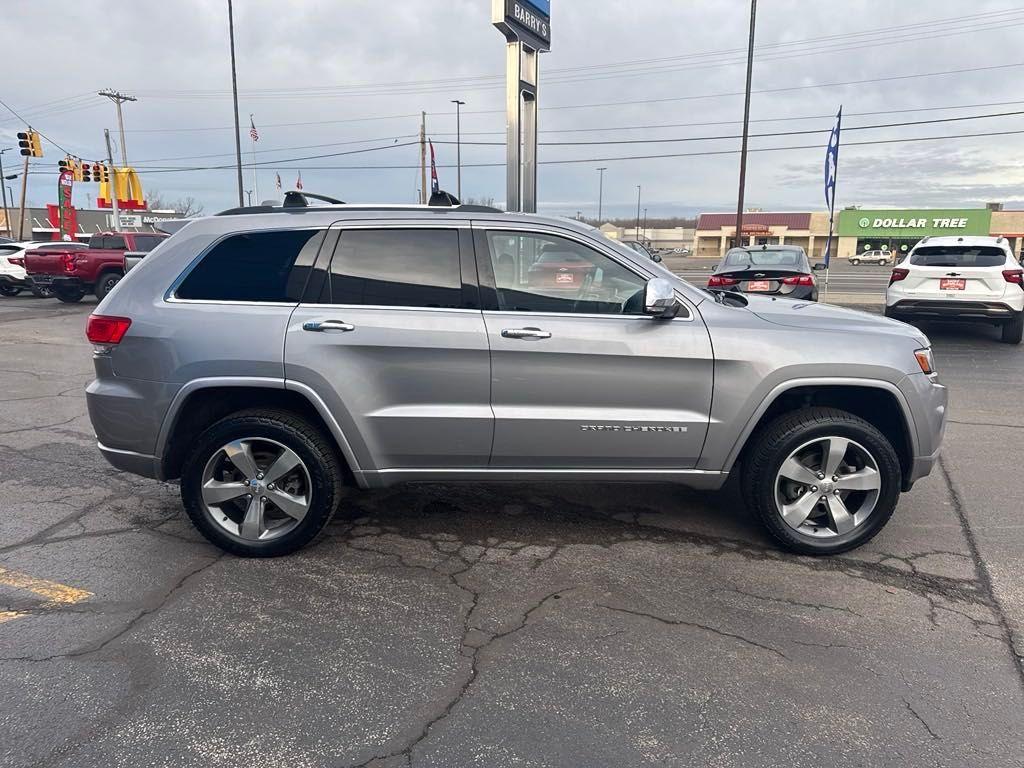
{"left": 0, "top": 567, "right": 92, "bottom": 625}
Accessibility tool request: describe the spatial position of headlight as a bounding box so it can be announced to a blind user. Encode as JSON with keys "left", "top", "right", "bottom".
{"left": 914, "top": 347, "right": 936, "bottom": 375}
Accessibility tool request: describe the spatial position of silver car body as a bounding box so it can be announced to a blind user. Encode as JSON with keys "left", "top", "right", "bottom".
{"left": 86, "top": 207, "right": 947, "bottom": 492}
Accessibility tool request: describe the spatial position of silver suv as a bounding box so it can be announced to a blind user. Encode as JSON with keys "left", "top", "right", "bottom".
{"left": 85, "top": 197, "right": 948, "bottom": 557}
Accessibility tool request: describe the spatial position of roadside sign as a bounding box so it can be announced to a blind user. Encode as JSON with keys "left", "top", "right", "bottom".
{"left": 493, "top": 0, "right": 551, "bottom": 51}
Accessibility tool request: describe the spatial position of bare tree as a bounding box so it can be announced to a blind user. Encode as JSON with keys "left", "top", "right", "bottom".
{"left": 147, "top": 190, "right": 205, "bottom": 217}
{"left": 463, "top": 195, "right": 496, "bottom": 208}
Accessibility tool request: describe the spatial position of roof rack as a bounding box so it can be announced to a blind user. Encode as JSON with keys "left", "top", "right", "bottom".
{"left": 214, "top": 190, "right": 504, "bottom": 217}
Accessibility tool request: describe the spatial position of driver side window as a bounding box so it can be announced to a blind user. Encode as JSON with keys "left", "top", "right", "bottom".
{"left": 485, "top": 231, "right": 647, "bottom": 315}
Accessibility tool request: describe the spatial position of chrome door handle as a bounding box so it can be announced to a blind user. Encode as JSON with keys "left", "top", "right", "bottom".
{"left": 303, "top": 320, "right": 355, "bottom": 333}
{"left": 501, "top": 327, "right": 551, "bottom": 340}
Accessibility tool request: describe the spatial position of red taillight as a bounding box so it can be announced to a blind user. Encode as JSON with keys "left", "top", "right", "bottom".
{"left": 889, "top": 268, "right": 910, "bottom": 285}
{"left": 9, "top": 257, "right": 24, "bottom": 267}
{"left": 782, "top": 274, "right": 815, "bottom": 286}
{"left": 86, "top": 315, "right": 132, "bottom": 345}
{"left": 708, "top": 275, "right": 739, "bottom": 287}
{"left": 61, "top": 253, "right": 77, "bottom": 273}
{"left": 1003, "top": 269, "right": 1024, "bottom": 285}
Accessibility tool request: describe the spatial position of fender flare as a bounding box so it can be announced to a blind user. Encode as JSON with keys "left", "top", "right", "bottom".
{"left": 720, "top": 377, "right": 920, "bottom": 473}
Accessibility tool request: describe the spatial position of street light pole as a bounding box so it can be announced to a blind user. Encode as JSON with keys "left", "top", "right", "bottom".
{"left": 733, "top": 0, "right": 757, "bottom": 250}
{"left": 227, "top": 0, "right": 244, "bottom": 207}
{"left": 0, "top": 149, "right": 10, "bottom": 239}
{"left": 451, "top": 100, "right": 465, "bottom": 199}
{"left": 635, "top": 185, "right": 641, "bottom": 240}
{"left": 596, "top": 167, "right": 607, "bottom": 222}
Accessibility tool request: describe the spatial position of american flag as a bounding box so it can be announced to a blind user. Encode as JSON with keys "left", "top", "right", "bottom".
{"left": 249, "top": 115, "right": 259, "bottom": 142}
{"left": 428, "top": 140, "right": 439, "bottom": 194}
{"left": 296, "top": 171, "right": 303, "bottom": 191}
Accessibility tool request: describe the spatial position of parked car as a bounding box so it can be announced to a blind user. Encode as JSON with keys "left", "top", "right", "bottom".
{"left": 850, "top": 250, "right": 895, "bottom": 266}
{"left": 708, "top": 245, "right": 824, "bottom": 301}
{"left": 621, "top": 240, "right": 662, "bottom": 262}
{"left": 86, "top": 195, "right": 946, "bottom": 558}
{"left": 885, "top": 236, "right": 1024, "bottom": 344}
{"left": 25, "top": 231, "right": 167, "bottom": 303}
{"left": 0, "top": 241, "right": 89, "bottom": 297}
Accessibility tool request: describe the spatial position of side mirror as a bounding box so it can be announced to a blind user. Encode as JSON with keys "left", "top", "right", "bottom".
{"left": 644, "top": 277, "right": 681, "bottom": 318}
{"left": 812, "top": 262, "right": 827, "bottom": 271}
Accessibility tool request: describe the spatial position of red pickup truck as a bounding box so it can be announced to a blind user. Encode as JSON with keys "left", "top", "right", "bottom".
{"left": 25, "top": 231, "right": 168, "bottom": 303}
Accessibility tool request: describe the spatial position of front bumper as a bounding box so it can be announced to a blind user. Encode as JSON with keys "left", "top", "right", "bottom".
{"left": 888, "top": 299, "right": 1020, "bottom": 322}
{"left": 899, "top": 373, "right": 948, "bottom": 489}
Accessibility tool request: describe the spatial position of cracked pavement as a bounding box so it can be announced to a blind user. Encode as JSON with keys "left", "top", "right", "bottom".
{"left": 0, "top": 296, "right": 1022, "bottom": 767}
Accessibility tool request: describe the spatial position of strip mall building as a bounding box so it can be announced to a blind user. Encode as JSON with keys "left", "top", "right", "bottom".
{"left": 694, "top": 205, "right": 1024, "bottom": 260}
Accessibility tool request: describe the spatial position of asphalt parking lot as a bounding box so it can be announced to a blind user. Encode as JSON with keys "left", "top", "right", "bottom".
{"left": 1, "top": 294, "right": 1023, "bottom": 768}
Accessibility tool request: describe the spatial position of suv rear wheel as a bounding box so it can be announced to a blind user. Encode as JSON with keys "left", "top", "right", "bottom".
{"left": 742, "top": 407, "right": 901, "bottom": 555}
{"left": 1001, "top": 313, "right": 1023, "bottom": 345}
{"left": 181, "top": 409, "right": 345, "bottom": 557}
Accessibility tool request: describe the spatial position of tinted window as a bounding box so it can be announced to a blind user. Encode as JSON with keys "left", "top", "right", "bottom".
{"left": 910, "top": 246, "right": 1006, "bottom": 268}
{"left": 322, "top": 229, "right": 462, "bottom": 308}
{"left": 486, "top": 231, "right": 646, "bottom": 315}
{"left": 133, "top": 235, "right": 165, "bottom": 252}
{"left": 106, "top": 235, "right": 127, "bottom": 250}
{"left": 724, "top": 249, "right": 805, "bottom": 268}
{"left": 177, "top": 229, "right": 323, "bottom": 302}
{"left": 89, "top": 236, "right": 107, "bottom": 249}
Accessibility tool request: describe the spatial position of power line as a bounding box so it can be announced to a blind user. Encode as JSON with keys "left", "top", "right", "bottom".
{"left": 0, "top": 97, "right": 75, "bottom": 155}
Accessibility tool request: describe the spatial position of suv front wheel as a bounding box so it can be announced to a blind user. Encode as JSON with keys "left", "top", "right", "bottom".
{"left": 742, "top": 407, "right": 901, "bottom": 555}
{"left": 181, "top": 409, "right": 345, "bottom": 557}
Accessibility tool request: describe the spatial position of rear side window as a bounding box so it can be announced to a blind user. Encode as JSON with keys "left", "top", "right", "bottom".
{"left": 106, "top": 235, "right": 128, "bottom": 250}
{"left": 910, "top": 246, "right": 1006, "bottom": 268}
{"left": 89, "top": 236, "right": 107, "bottom": 249}
{"left": 133, "top": 235, "right": 164, "bottom": 252}
{"left": 321, "top": 228, "right": 462, "bottom": 308}
{"left": 176, "top": 229, "right": 323, "bottom": 302}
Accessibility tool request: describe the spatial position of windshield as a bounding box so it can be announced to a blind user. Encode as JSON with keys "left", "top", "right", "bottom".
{"left": 909, "top": 246, "right": 1006, "bottom": 268}
{"left": 723, "top": 249, "right": 806, "bottom": 269}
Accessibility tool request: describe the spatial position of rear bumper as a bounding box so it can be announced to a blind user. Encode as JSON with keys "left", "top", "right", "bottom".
{"left": 888, "top": 299, "right": 1020, "bottom": 322}
{"left": 0, "top": 274, "right": 28, "bottom": 287}
{"left": 97, "top": 442, "right": 161, "bottom": 479}
{"left": 30, "top": 275, "right": 88, "bottom": 291}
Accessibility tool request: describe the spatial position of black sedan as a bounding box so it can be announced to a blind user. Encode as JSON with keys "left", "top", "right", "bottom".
{"left": 707, "top": 245, "right": 826, "bottom": 301}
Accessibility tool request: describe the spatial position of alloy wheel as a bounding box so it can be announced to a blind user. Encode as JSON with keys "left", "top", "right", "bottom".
{"left": 774, "top": 436, "right": 881, "bottom": 539}
{"left": 200, "top": 437, "right": 312, "bottom": 542}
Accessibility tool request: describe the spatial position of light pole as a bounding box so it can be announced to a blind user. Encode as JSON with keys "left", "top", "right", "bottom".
{"left": 227, "top": 0, "right": 244, "bottom": 207}
{"left": 734, "top": 0, "right": 757, "bottom": 249}
{"left": 596, "top": 167, "right": 607, "bottom": 222}
{"left": 635, "top": 185, "right": 641, "bottom": 240}
{"left": 0, "top": 149, "right": 10, "bottom": 238}
{"left": 643, "top": 208, "right": 648, "bottom": 243}
{"left": 451, "top": 100, "right": 465, "bottom": 199}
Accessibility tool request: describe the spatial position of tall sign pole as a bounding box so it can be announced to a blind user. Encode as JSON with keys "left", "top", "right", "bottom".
{"left": 596, "top": 166, "right": 607, "bottom": 222}
{"left": 0, "top": 149, "right": 10, "bottom": 239}
{"left": 733, "top": 0, "right": 757, "bottom": 250}
{"left": 451, "top": 100, "right": 465, "bottom": 199}
{"left": 104, "top": 129, "right": 121, "bottom": 233}
{"left": 227, "top": 0, "right": 244, "bottom": 207}
{"left": 493, "top": 0, "right": 551, "bottom": 213}
{"left": 419, "top": 112, "right": 427, "bottom": 205}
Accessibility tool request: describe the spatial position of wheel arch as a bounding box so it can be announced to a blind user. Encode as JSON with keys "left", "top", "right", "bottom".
{"left": 725, "top": 380, "right": 918, "bottom": 490}
{"left": 158, "top": 378, "right": 361, "bottom": 485}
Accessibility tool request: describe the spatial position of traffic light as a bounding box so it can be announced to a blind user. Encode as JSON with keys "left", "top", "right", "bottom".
{"left": 58, "top": 156, "right": 82, "bottom": 181}
{"left": 81, "top": 163, "right": 93, "bottom": 182}
{"left": 96, "top": 163, "right": 109, "bottom": 183}
{"left": 16, "top": 130, "right": 42, "bottom": 157}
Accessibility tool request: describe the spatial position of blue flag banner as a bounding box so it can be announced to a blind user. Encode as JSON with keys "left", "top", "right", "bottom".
{"left": 823, "top": 107, "right": 842, "bottom": 268}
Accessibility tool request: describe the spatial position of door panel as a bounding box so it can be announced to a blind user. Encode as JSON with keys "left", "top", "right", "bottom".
{"left": 284, "top": 223, "right": 492, "bottom": 471}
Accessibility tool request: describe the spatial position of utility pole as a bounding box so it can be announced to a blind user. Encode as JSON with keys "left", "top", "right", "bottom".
{"left": 643, "top": 208, "right": 648, "bottom": 243}
{"left": 98, "top": 89, "right": 136, "bottom": 167}
{"left": 17, "top": 141, "right": 29, "bottom": 241}
{"left": 104, "top": 129, "right": 121, "bottom": 233}
{"left": 0, "top": 149, "right": 10, "bottom": 239}
{"left": 734, "top": 0, "right": 757, "bottom": 250}
{"left": 419, "top": 111, "right": 427, "bottom": 205}
{"left": 635, "top": 185, "right": 641, "bottom": 241}
{"left": 596, "top": 167, "right": 607, "bottom": 222}
{"left": 451, "top": 100, "right": 465, "bottom": 199}
{"left": 227, "top": 0, "right": 244, "bottom": 207}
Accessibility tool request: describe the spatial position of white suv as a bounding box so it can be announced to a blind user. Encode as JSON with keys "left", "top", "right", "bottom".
{"left": 850, "top": 250, "right": 894, "bottom": 266}
{"left": 885, "top": 236, "right": 1024, "bottom": 344}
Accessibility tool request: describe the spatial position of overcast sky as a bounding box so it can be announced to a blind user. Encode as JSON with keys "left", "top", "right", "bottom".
{"left": 3, "top": 0, "right": 1024, "bottom": 219}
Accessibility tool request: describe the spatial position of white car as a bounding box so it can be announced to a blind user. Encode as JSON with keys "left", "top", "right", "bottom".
{"left": 850, "top": 250, "right": 894, "bottom": 266}
{"left": 0, "top": 241, "right": 89, "bottom": 297}
{"left": 885, "top": 236, "right": 1024, "bottom": 344}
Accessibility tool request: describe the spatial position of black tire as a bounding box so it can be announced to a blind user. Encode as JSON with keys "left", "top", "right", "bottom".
{"left": 851, "top": 259, "right": 860, "bottom": 266}
{"left": 54, "top": 288, "right": 85, "bottom": 303}
{"left": 0, "top": 285, "right": 21, "bottom": 297}
{"left": 94, "top": 271, "right": 122, "bottom": 301}
{"left": 181, "top": 409, "right": 345, "bottom": 557}
{"left": 1002, "top": 313, "right": 1023, "bottom": 345}
{"left": 30, "top": 285, "right": 54, "bottom": 298}
{"left": 741, "top": 407, "right": 902, "bottom": 556}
